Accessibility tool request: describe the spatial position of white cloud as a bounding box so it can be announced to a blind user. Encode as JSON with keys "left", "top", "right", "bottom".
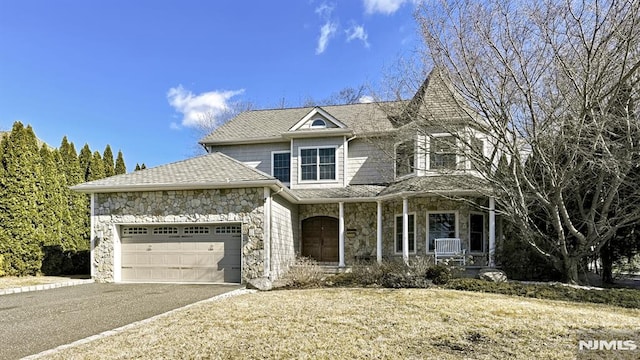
{"left": 315, "top": 2, "right": 335, "bottom": 18}
{"left": 363, "top": 0, "right": 411, "bottom": 15}
{"left": 345, "top": 25, "right": 370, "bottom": 48}
{"left": 359, "top": 95, "right": 374, "bottom": 103}
{"left": 316, "top": 21, "right": 338, "bottom": 54}
{"left": 167, "top": 85, "right": 244, "bottom": 129}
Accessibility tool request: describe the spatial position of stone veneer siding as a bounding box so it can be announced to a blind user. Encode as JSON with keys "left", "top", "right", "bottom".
{"left": 93, "top": 188, "right": 265, "bottom": 283}
{"left": 299, "top": 202, "right": 378, "bottom": 263}
{"left": 299, "top": 196, "right": 489, "bottom": 266}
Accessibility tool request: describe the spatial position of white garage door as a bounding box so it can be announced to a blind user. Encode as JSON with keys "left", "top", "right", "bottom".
{"left": 120, "top": 224, "right": 242, "bottom": 283}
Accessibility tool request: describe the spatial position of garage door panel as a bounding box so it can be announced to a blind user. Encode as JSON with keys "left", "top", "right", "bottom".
{"left": 120, "top": 224, "right": 241, "bottom": 283}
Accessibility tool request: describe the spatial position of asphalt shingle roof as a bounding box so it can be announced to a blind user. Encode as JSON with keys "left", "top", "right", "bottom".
{"left": 71, "top": 152, "right": 275, "bottom": 192}
{"left": 378, "top": 175, "right": 491, "bottom": 197}
{"left": 289, "top": 185, "right": 387, "bottom": 200}
{"left": 199, "top": 102, "right": 404, "bottom": 144}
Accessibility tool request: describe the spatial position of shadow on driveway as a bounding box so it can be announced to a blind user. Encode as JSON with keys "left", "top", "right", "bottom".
{"left": 0, "top": 283, "right": 241, "bottom": 359}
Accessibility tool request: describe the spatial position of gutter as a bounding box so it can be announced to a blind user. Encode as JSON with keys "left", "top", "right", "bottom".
{"left": 71, "top": 179, "right": 283, "bottom": 194}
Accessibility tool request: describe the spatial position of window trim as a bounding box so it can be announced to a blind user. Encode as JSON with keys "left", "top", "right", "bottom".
{"left": 426, "top": 210, "right": 459, "bottom": 253}
{"left": 271, "top": 150, "right": 291, "bottom": 185}
{"left": 469, "top": 212, "right": 486, "bottom": 253}
{"left": 394, "top": 139, "right": 416, "bottom": 179}
{"left": 394, "top": 212, "right": 417, "bottom": 255}
{"left": 427, "top": 133, "right": 458, "bottom": 170}
{"left": 297, "top": 145, "right": 339, "bottom": 183}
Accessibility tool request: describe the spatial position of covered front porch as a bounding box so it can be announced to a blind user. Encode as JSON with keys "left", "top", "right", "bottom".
{"left": 296, "top": 194, "right": 498, "bottom": 268}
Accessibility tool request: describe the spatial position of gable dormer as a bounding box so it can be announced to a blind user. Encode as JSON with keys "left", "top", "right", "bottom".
{"left": 289, "top": 107, "right": 348, "bottom": 132}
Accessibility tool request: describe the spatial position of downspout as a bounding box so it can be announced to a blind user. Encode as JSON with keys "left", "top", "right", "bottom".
{"left": 344, "top": 135, "right": 356, "bottom": 187}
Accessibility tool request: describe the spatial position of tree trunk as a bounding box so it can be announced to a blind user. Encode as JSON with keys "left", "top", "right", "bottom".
{"left": 600, "top": 241, "right": 614, "bottom": 284}
{"left": 562, "top": 257, "right": 580, "bottom": 284}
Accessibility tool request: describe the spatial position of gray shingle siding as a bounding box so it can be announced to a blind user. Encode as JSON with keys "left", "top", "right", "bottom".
{"left": 269, "top": 194, "right": 298, "bottom": 279}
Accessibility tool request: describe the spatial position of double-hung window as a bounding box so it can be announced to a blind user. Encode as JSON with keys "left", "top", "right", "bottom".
{"left": 395, "top": 214, "right": 416, "bottom": 254}
{"left": 272, "top": 152, "right": 290, "bottom": 183}
{"left": 395, "top": 140, "right": 415, "bottom": 178}
{"left": 430, "top": 136, "right": 457, "bottom": 170}
{"left": 427, "top": 212, "right": 457, "bottom": 251}
{"left": 300, "top": 147, "right": 336, "bottom": 181}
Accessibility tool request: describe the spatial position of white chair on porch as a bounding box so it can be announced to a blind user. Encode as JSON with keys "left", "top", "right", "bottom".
{"left": 434, "top": 238, "right": 466, "bottom": 265}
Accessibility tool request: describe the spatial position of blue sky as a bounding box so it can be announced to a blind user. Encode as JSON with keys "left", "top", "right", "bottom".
{"left": 0, "top": 0, "right": 421, "bottom": 171}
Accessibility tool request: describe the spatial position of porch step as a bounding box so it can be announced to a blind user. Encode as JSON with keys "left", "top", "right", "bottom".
{"left": 318, "top": 265, "right": 344, "bottom": 275}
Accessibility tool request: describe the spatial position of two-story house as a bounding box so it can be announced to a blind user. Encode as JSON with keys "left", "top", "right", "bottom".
{"left": 73, "top": 70, "right": 499, "bottom": 284}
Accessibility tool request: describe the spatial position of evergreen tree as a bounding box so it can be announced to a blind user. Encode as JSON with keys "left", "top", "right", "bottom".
{"left": 87, "top": 151, "right": 105, "bottom": 181}
{"left": 115, "top": 150, "right": 126, "bottom": 175}
{"left": 59, "top": 137, "right": 89, "bottom": 250}
{"left": 78, "top": 144, "right": 92, "bottom": 182}
{"left": 102, "top": 145, "right": 115, "bottom": 177}
{"left": 39, "top": 146, "right": 71, "bottom": 248}
{"left": 0, "top": 122, "right": 44, "bottom": 275}
{"left": 135, "top": 163, "right": 141, "bottom": 171}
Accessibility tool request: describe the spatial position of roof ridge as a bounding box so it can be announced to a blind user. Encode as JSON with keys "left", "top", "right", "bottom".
{"left": 243, "top": 100, "right": 403, "bottom": 113}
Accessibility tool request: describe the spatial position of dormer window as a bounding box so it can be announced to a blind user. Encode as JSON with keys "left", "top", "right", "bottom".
{"left": 311, "top": 119, "right": 327, "bottom": 128}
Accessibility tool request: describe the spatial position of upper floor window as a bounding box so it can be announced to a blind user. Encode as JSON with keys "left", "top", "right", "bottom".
{"left": 311, "top": 119, "right": 327, "bottom": 128}
{"left": 272, "top": 152, "right": 291, "bottom": 183}
{"left": 395, "top": 140, "right": 415, "bottom": 178}
{"left": 430, "top": 136, "right": 457, "bottom": 170}
{"left": 300, "top": 147, "right": 336, "bottom": 181}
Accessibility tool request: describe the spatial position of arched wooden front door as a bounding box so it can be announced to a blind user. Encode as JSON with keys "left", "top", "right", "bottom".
{"left": 301, "top": 216, "right": 338, "bottom": 262}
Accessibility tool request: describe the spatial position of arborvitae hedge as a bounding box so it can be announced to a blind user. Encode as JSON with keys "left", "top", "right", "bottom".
{"left": 0, "top": 121, "right": 130, "bottom": 276}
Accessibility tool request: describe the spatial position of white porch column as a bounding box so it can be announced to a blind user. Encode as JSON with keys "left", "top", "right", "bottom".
{"left": 489, "top": 196, "right": 496, "bottom": 268}
{"left": 263, "top": 187, "right": 272, "bottom": 278}
{"left": 339, "top": 202, "right": 345, "bottom": 267}
{"left": 402, "top": 197, "right": 409, "bottom": 264}
{"left": 376, "top": 200, "right": 383, "bottom": 264}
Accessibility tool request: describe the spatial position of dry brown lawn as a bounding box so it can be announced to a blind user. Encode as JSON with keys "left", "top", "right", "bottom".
{"left": 39, "top": 288, "right": 639, "bottom": 359}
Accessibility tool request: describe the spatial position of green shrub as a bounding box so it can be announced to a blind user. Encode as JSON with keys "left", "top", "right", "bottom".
{"left": 426, "top": 264, "right": 452, "bottom": 285}
{"left": 496, "top": 229, "right": 562, "bottom": 281}
{"left": 41, "top": 246, "right": 90, "bottom": 275}
{"left": 444, "top": 278, "right": 640, "bottom": 308}
{"left": 328, "top": 258, "right": 437, "bottom": 288}
{"left": 281, "top": 257, "right": 325, "bottom": 288}
{"left": 0, "top": 243, "right": 43, "bottom": 276}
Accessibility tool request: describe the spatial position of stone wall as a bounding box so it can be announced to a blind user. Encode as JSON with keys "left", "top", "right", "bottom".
{"left": 383, "top": 196, "right": 489, "bottom": 265}
{"left": 93, "top": 188, "right": 265, "bottom": 283}
{"left": 299, "top": 202, "right": 378, "bottom": 263}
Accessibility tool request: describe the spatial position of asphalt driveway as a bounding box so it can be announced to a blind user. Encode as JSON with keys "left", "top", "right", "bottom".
{"left": 0, "top": 283, "right": 241, "bottom": 359}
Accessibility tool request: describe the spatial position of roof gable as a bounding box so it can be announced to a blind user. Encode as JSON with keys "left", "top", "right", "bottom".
{"left": 288, "top": 107, "right": 347, "bottom": 131}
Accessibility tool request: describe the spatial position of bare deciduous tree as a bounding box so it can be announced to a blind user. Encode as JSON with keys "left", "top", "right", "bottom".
{"left": 393, "top": 0, "right": 640, "bottom": 283}
{"left": 191, "top": 101, "right": 255, "bottom": 155}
